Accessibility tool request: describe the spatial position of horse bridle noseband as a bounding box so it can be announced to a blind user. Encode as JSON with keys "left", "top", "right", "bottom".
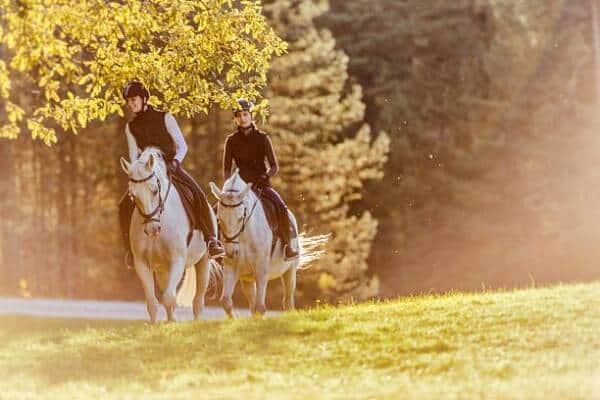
{"left": 218, "top": 188, "right": 262, "bottom": 244}
{"left": 129, "top": 170, "right": 172, "bottom": 225}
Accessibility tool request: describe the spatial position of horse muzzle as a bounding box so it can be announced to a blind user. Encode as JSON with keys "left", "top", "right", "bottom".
{"left": 144, "top": 221, "right": 161, "bottom": 237}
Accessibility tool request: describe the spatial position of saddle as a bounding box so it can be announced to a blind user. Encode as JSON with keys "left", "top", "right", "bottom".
{"left": 170, "top": 172, "right": 200, "bottom": 244}
{"left": 254, "top": 188, "right": 286, "bottom": 257}
{"left": 256, "top": 189, "right": 280, "bottom": 237}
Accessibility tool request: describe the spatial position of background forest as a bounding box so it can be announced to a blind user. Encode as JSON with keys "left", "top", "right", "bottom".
{"left": 1, "top": 0, "right": 599, "bottom": 306}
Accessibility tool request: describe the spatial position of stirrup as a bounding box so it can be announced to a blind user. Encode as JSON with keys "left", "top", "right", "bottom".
{"left": 284, "top": 245, "right": 299, "bottom": 261}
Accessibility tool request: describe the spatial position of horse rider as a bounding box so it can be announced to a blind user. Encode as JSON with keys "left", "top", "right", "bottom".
{"left": 222, "top": 98, "right": 299, "bottom": 261}
{"left": 119, "top": 81, "right": 226, "bottom": 267}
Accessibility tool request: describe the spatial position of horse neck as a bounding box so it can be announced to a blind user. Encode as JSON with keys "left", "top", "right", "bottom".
{"left": 156, "top": 165, "right": 179, "bottom": 210}
{"left": 158, "top": 167, "right": 189, "bottom": 231}
{"left": 156, "top": 165, "right": 169, "bottom": 197}
{"left": 241, "top": 188, "right": 270, "bottom": 238}
{"left": 245, "top": 187, "right": 257, "bottom": 204}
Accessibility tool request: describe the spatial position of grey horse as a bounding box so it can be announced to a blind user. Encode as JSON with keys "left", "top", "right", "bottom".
{"left": 121, "top": 147, "right": 219, "bottom": 323}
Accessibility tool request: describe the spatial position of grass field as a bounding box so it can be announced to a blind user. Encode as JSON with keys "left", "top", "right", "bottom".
{"left": 0, "top": 283, "right": 599, "bottom": 400}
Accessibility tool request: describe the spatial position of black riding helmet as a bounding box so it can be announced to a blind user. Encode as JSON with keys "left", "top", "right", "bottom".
{"left": 233, "top": 98, "right": 254, "bottom": 115}
{"left": 122, "top": 81, "right": 149, "bottom": 100}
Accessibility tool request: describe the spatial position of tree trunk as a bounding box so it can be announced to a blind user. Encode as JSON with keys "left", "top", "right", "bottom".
{"left": 68, "top": 137, "right": 79, "bottom": 297}
{"left": 0, "top": 142, "right": 20, "bottom": 294}
{"left": 32, "top": 140, "right": 46, "bottom": 295}
{"left": 57, "top": 134, "right": 72, "bottom": 297}
{"left": 592, "top": 0, "right": 600, "bottom": 103}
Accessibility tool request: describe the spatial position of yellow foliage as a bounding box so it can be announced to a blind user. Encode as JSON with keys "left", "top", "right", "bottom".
{"left": 0, "top": 0, "right": 286, "bottom": 143}
{"left": 318, "top": 273, "right": 337, "bottom": 291}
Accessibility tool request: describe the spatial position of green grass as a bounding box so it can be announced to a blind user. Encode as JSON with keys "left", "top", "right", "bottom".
{"left": 1, "top": 283, "right": 599, "bottom": 400}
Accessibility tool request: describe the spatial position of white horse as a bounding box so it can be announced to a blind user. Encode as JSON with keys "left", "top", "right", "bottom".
{"left": 120, "top": 148, "right": 218, "bottom": 323}
{"left": 209, "top": 171, "right": 327, "bottom": 316}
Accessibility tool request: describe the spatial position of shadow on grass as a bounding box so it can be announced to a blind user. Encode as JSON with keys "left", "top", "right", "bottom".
{"left": 0, "top": 313, "right": 349, "bottom": 388}
{"left": 0, "top": 316, "right": 140, "bottom": 344}
{"left": 4, "top": 283, "right": 597, "bottom": 390}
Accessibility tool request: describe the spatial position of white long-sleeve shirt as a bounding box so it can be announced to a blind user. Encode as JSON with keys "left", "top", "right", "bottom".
{"left": 125, "top": 113, "right": 188, "bottom": 163}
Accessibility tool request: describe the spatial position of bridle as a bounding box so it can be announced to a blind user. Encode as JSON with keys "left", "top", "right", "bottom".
{"left": 217, "top": 188, "right": 262, "bottom": 244}
{"left": 128, "top": 169, "right": 172, "bottom": 225}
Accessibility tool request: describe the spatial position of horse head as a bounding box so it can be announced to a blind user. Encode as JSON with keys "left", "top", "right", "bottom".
{"left": 120, "top": 147, "right": 170, "bottom": 237}
{"left": 209, "top": 170, "right": 253, "bottom": 258}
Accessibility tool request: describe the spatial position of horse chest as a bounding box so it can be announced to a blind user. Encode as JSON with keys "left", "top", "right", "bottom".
{"left": 230, "top": 254, "right": 258, "bottom": 276}
{"left": 135, "top": 238, "right": 177, "bottom": 267}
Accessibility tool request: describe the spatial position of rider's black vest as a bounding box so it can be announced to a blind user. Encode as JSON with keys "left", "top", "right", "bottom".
{"left": 227, "top": 127, "right": 270, "bottom": 185}
{"left": 128, "top": 106, "right": 177, "bottom": 161}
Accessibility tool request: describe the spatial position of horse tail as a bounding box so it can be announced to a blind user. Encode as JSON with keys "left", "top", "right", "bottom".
{"left": 207, "top": 258, "right": 223, "bottom": 300}
{"left": 175, "top": 267, "right": 196, "bottom": 307}
{"left": 298, "top": 232, "right": 330, "bottom": 269}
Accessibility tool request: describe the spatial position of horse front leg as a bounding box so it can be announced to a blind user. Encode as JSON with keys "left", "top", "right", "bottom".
{"left": 193, "top": 252, "right": 211, "bottom": 320}
{"left": 240, "top": 280, "right": 257, "bottom": 314}
{"left": 134, "top": 258, "right": 160, "bottom": 324}
{"left": 220, "top": 266, "right": 239, "bottom": 318}
{"left": 254, "top": 267, "right": 270, "bottom": 316}
{"left": 166, "top": 306, "right": 175, "bottom": 322}
{"left": 162, "top": 256, "right": 186, "bottom": 313}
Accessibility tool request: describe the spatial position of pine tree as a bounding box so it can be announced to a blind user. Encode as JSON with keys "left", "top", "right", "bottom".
{"left": 262, "top": 0, "right": 390, "bottom": 303}
{"left": 322, "top": 0, "right": 595, "bottom": 294}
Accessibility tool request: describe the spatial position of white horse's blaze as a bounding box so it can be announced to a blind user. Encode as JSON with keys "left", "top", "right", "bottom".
{"left": 121, "top": 147, "right": 218, "bottom": 323}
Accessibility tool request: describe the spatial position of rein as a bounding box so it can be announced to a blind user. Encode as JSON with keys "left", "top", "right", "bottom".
{"left": 218, "top": 188, "right": 262, "bottom": 244}
{"left": 129, "top": 169, "right": 173, "bottom": 225}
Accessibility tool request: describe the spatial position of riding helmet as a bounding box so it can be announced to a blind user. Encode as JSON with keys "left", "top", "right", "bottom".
{"left": 233, "top": 98, "right": 254, "bottom": 114}
{"left": 122, "top": 81, "right": 149, "bottom": 100}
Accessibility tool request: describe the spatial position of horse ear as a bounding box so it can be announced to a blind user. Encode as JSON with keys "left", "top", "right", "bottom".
{"left": 209, "top": 182, "right": 223, "bottom": 200}
{"left": 146, "top": 153, "right": 154, "bottom": 170}
{"left": 120, "top": 157, "right": 130, "bottom": 174}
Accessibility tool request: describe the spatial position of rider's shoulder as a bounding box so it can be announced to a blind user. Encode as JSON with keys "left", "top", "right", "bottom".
{"left": 226, "top": 131, "right": 238, "bottom": 141}
{"left": 255, "top": 128, "right": 271, "bottom": 139}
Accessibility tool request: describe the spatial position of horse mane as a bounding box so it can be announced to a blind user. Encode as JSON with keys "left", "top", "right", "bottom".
{"left": 132, "top": 147, "right": 167, "bottom": 177}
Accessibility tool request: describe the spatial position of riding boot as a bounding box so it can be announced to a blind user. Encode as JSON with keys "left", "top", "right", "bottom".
{"left": 276, "top": 208, "right": 299, "bottom": 261}
{"left": 118, "top": 192, "right": 135, "bottom": 269}
{"left": 283, "top": 216, "right": 300, "bottom": 261}
{"left": 196, "top": 189, "right": 226, "bottom": 259}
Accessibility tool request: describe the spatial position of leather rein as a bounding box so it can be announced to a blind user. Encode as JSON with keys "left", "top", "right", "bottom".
{"left": 218, "top": 188, "right": 262, "bottom": 244}
{"left": 128, "top": 170, "right": 172, "bottom": 225}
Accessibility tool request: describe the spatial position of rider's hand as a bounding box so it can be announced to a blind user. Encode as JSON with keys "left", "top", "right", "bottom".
{"left": 170, "top": 159, "right": 180, "bottom": 171}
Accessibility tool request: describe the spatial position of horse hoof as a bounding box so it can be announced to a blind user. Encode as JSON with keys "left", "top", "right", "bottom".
{"left": 221, "top": 297, "right": 233, "bottom": 309}
{"left": 255, "top": 304, "right": 266, "bottom": 315}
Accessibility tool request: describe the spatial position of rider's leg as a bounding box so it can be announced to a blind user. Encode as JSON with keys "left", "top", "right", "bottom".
{"left": 118, "top": 192, "right": 135, "bottom": 268}
{"left": 261, "top": 187, "right": 299, "bottom": 260}
{"left": 176, "top": 167, "right": 225, "bottom": 258}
